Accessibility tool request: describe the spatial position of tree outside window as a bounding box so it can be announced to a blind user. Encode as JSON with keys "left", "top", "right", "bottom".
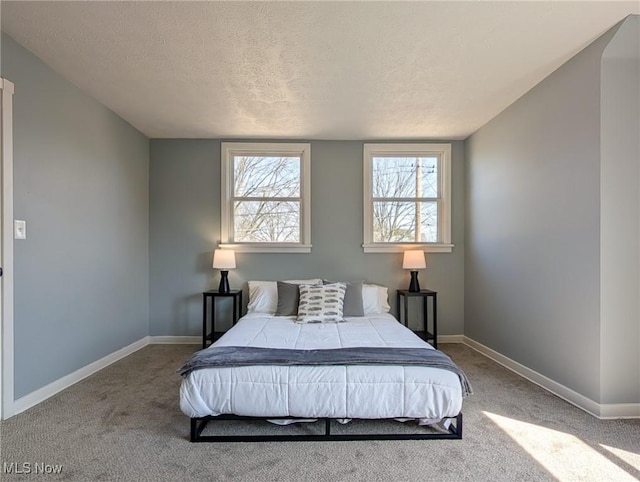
{"left": 363, "top": 143, "right": 453, "bottom": 253}
{"left": 220, "top": 143, "right": 311, "bottom": 253}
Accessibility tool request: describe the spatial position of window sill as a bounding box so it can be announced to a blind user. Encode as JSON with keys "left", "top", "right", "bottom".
{"left": 362, "top": 243, "right": 454, "bottom": 254}
{"left": 219, "top": 243, "right": 312, "bottom": 254}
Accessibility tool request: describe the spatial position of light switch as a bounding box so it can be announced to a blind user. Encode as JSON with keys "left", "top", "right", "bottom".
{"left": 14, "top": 220, "right": 26, "bottom": 239}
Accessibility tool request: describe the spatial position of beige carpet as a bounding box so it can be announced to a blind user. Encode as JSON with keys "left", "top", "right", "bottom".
{"left": 1, "top": 343, "right": 639, "bottom": 481}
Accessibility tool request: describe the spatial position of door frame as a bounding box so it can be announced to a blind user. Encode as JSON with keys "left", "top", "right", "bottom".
{"left": 1, "top": 77, "right": 15, "bottom": 419}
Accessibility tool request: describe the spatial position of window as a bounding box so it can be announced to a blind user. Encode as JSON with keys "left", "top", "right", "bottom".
{"left": 363, "top": 143, "right": 453, "bottom": 253}
{"left": 220, "top": 142, "right": 311, "bottom": 253}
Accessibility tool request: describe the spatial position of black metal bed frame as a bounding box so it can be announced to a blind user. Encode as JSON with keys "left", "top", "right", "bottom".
{"left": 189, "top": 413, "right": 463, "bottom": 442}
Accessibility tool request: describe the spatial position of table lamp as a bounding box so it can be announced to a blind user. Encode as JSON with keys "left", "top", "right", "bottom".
{"left": 213, "top": 249, "right": 236, "bottom": 293}
{"left": 403, "top": 250, "right": 426, "bottom": 292}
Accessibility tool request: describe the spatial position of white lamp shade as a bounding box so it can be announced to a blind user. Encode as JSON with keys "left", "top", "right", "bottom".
{"left": 402, "top": 250, "right": 426, "bottom": 270}
{"left": 213, "top": 249, "right": 236, "bottom": 269}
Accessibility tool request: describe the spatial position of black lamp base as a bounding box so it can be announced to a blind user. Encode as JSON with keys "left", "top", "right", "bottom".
{"left": 218, "top": 271, "right": 230, "bottom": 293}
{"left": 408, "top": 271, "right": 421, "bottom": 292}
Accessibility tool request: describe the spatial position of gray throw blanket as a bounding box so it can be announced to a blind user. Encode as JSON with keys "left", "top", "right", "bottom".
{"left": 178, "top": 346, "right": 472, "bottom": 397}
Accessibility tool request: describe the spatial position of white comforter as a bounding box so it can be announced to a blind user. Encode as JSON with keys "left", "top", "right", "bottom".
{"left": 179, "top": 313, "right": 463, "bottom": 421}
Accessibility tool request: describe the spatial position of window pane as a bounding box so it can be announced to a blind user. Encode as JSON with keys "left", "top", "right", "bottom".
{"left": 372, "top": 201, "right": 438, "bottom": 242}
{"left": 234, "top": 201, "right": 300, "bottom": 242}
{"left": 419, "top": 202, "right": 438, "bottom": 242}
{"left": 372, "top": 156, "right": 438, "bottom": 198}
{"left": 234, "top": 156, "right": 300, "bottom": 198}
{"left": 373, "top": 201, "right": 416, "bottom": 242}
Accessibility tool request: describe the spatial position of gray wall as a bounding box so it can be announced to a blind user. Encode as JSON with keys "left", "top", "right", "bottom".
{"left": 2, "top": 35, "right": 150, "bottom": 398}
{"left": 465, "top": 26, "right": 619, "bottom": 403}
{"left": 149, "top": 140, "right": 465, "bottom": 336}
{"left": 600, "top": 16, "right": 640, "bottom": 404}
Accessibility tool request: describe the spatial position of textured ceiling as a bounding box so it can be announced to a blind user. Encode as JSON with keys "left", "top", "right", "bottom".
{"left": 1, "top": 1, "right": 639, "bottom": 140}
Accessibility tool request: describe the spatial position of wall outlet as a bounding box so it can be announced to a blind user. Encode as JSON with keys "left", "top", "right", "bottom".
{"left": 14, "top": 220, "right": 26, "bottom": 239}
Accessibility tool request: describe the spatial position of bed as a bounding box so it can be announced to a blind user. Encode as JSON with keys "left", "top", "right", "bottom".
{"left": 179, "top": 280, "right": 470, "bottom": 442}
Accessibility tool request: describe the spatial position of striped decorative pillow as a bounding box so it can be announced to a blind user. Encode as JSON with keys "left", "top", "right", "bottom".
{"left": 296, "top": 283, "right": 347, "bottom": 323}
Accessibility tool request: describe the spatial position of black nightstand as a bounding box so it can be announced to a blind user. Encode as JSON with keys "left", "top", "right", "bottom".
{"left": 397, "top": 289, "right": 438, "bottom": 348}
{"left": 202, "top": 290, "right": 243, "bottom": 348}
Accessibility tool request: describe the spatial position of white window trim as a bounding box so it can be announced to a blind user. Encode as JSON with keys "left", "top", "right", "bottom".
{"left": 363, "top": 143, "right": 453, "bottom": 253}
{"left": 220, "top": 142, "right": 311, "bottom": 253}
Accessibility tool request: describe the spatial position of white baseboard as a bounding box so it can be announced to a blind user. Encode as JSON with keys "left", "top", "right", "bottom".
{"left": 599, "top": 403, "right": 640, "bottom": 419}
{"left": 149, "top": 336, "right": 200, "bottom": 345}
{"left": 11, "top": 335, "right": 200, "bottom": 417}
{"left": 10, "top": 332, "right": 639, "bottom": 420}
{"left": 462, "top": 336, "right": 640, "bottom": 419}
{"left": 13, "top": 336, "right": 150, "bottom": 416}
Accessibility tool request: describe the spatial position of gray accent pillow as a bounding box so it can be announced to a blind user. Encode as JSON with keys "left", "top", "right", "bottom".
{"left": 323, "top": 280, "right": 364, "bottom": 317}
{"left": 275, "top": 281, "right": 300, "bottom": 316}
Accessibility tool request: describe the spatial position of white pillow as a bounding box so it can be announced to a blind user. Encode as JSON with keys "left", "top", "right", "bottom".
{"left": 296, "top": 283, "right": 347, "bottom": 323}
{"left": 362, "top": 284, "right": 391, "bottom": 314}
{"left": 247, "top": 279, "right": 323, "bottom": 314}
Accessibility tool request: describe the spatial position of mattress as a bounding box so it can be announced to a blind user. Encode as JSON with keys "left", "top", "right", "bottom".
{"left": 179, "top": 313, "right": 463, "bottom": 422}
